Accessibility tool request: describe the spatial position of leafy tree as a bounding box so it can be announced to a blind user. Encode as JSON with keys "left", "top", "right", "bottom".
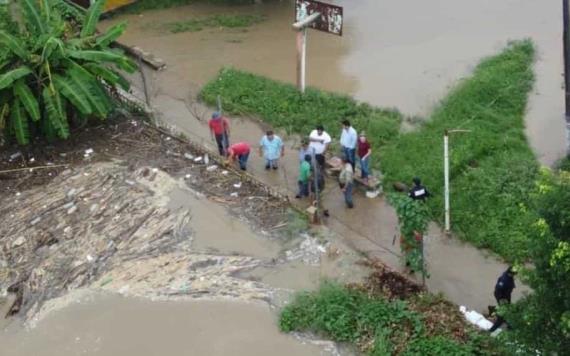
{"left": 0, "top": 0, "right": 136, "bottom": 145}
{"left": 504, "top": 168, "right": 570, "bottom": 354}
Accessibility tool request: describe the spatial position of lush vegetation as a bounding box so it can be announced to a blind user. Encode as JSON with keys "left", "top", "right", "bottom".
{"left": 0, "top": 0, "right": 136, "bottom": 145}
{"left": 279, "top": 283, "right": 501, "bottom": 355}
{"left": 164, "top": 14, "right": 264, "bottom": 33}
{"left": 381, "top": 40, "right": 537, "bottom": 262}
{"left": 389, "top": 193, "right": 430, "bottom": 275}
{"left": 503, "top": 168, "right": 570, "bottom": 354}
{"left": 200, "top": 68, "right": 402, "bottom": 153}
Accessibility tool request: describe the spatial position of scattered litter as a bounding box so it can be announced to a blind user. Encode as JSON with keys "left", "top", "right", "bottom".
{"left": 85, "top": 148, "right": 94, "bottom": 155}
{"left": 194, "top": 156, "right": 203, "bottom": 163}
{"left": 86, "top": 255, "right": 94, "bottom": 263}
{"left": 125, "top": 180, "right": 136, "bottom": 186}
{"left": 62, "top": 202, "right": 75, "bottom": 210}
{"left": 206, "top": 165, "right": 218, "bottom": 172}
{"left": 29, "top": 158, "right": 35, "bottom": 163}
{"left": 184, "top": 153, "right": 195, "bottom": 160}
{"left": 59, "top": 153, "right": 67, "bottom": 158}
{"left": 230, "top": 192, "right": 239, "bottom": 198}
{"left": 47, "top": 162, "right": 54, "bottom": 166}
{"left": 12, "top": 236, "right": 25, "bottom": 248}
{"left": 90, "top": 204, "right": 99, "bottom": 213}
{"left": 67, "top": 206, "right": 78, "bottom": 215}
{"left": 166, "top": 137, "right": 171, "bottom": 141}
{"left": 366, "top": 190, "right": 380, "bottom": 199}
{"left": 233, "top": 182, "right": 242, "bottom": 189}
{"left": 152, "top": 168, "right": 158, "bottom": 173}
{"left": 66, "top": 188, "right": 77, "bottom": 199}
{"left": 184, "top": 174, "right": 191, "bottom": 179}
{"left": 15, "top": 192, "right": 21, "bottom": 197}
{"left": 9, "top": 152, "right": 22, "bottom": 161}
{"left": 222, "top": 170, "right": 229, "bottom": 175}
{"left": 204, "top": 154, "right": 210, "bottom": 165}
{"left": 30, "top": 217, "right": 41, "bottom": 226}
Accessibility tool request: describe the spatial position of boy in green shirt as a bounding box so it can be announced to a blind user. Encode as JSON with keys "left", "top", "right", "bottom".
{"left": 296, "top": 155, "right": 312, "bottom": 199}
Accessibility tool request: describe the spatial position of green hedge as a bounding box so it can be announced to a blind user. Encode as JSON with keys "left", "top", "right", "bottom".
{"left": 381, "top": 40, "right": 538, "bottom": 261}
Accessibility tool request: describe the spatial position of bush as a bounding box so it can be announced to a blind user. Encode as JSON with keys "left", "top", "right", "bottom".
{"left": 381, "top": 40, "right": 538, "bottom": 262}
{"left": 200, "top": 68, "right": 402, "bottom": 163}
{"left": 402, "top": 336, "right": 473, "bottom": 356}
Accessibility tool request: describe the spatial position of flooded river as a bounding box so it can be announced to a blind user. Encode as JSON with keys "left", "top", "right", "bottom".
{"left": 107, "top": 0, "right": 567, "bottom": 165}
{"left": 0, "top": 294, "right": 332, "bottom": 356}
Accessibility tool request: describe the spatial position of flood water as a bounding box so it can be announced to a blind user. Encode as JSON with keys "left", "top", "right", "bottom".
{"left": 0, "top": 294, "right": 330, "bottom": 356}
{"left": 106, "top": 0, "right": 567, "bottom": 165}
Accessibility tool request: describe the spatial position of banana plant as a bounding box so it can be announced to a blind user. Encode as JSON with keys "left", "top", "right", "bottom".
{"left": 0, "top": 0, "right": 136, "bottom": 145}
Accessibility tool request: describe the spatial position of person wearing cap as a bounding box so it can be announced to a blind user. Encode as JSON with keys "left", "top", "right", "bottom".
{"left": 309, "top": 124, "right": 332, "bottom": 170}
{"left": 226, "top": 142, "right": 251, "bottom": 171}
{"left": 259, "top": 130, "right": 284, "bottom": 170}
{"left": 208, "top": 111, "right": 230, "bottom": 156}
{"left": 298, "top": 138, "right": 311, "bottom": 163}
{"left": 340, "top": 120, "right": 357, "bottom": 170}
{"left": 489, "top": 266, "right": 517, "bottom": 332}
{"left": 338, "top": 156, "right": 355, "bottom": 208}
{"left": 408, "top": 177, "right": 430, "bottom": 201}
{"left": 357, "top": 131, "right": 372, "bottom": 183}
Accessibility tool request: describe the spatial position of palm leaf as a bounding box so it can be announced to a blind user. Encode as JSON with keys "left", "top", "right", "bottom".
{"left": 0, "top": 31, "right": 29, "bottom": 59}
{"left": 20, "top": 0, "right": 47, "bottom": 35}
{"left": 14, "top": 80, "right": 40, "bottom": 121}
{"left": 81, "top": 0, "right": 106, "bottom": 38}
{"left": 115, "top": 57, "right": 138, "bottom": 73}
{"left": 84, "top": 63, "right": 130, "bottom": 90}
{"left": 42, "top": 37, "right": 64, "bottom": 61}
{"left": 67, "top": 66, "right": 111, "bottom": 118}
{"left": 11, "top": 98, "right": 30, "bottom": 145}
{"left": 52, "top": 74, "right": 92, "bottom": 115}
{"left": 0, "top": 67, "right": 32, "bottom": 90}
{"left": 69, "top": 49, "right": 126, "bottom": 63}
{"left": 40, "top": 0, "right": 51, "bottom": 23}
{"left": 96, "top": 22, "right": 126, "bottom": 48}
{"left": 42, "top": 86, "right": 69, "bottom": 139}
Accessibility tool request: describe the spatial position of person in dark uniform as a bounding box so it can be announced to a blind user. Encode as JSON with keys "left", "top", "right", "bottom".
{"left": 489, "top": 266, "right": 516, "bottom": 332}
{"left": 408, "top": 177, "right": 431, "bottom": 201}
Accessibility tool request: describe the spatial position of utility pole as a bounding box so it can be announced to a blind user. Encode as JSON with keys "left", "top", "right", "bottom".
{"left": 292, "top": 12, "right": 321, "bottom": 94}
{"left": 443, "top": 129, "right": 471, "bottom": 235}
{"left": 564, "top": 0, "right": 570, "bottom": 154}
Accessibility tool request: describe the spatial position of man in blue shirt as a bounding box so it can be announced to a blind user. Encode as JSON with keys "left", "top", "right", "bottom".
{"left": 259, "top": 130, "right": 284, "bottom": 170}
{"left": 340, "top": 120, "right": 357, "bottom": 170}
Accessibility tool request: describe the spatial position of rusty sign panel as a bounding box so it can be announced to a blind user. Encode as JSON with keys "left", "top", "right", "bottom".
{"left": 295, "top": 0, "right": 343, "bottom": 36}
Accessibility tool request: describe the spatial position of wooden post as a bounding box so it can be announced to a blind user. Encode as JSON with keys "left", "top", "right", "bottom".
{"left": 564, "top": 0, "right": 570, "bottom": 116}
{"left": 296, "top": 28, "right": 307, "bottom": 93}
{"left": 443, "top": 130, "right": 450, "bottom": 234}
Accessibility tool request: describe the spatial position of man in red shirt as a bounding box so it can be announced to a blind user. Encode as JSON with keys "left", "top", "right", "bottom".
{"left": 226, "top": 142, "right": 251, "bottom": 171}
{"left": 208, "top": 112, "right": 230, "bottom": 156}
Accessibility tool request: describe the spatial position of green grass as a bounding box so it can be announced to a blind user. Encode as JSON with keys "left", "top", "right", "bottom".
{"left": 164, "top": 14, "right": 265, "bottom": 33}
{"left": 279, "top": 283, "right": 500, "bottom": 355}
{"left": 115, "top": 0, "right": 253, "bottom": 15}
{"left": 200, "top": 68, "right": 403, "bottom": 156}
{"left": 381, "top": 40, "right": 538, "bottom": 262}
{"left": 200, "top": 40, "right": 539, "bottom": 262}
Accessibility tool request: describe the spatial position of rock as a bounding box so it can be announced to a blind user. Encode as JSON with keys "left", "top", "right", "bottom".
{"left": 12, "top": 236, "right": 26, "bottom": 248}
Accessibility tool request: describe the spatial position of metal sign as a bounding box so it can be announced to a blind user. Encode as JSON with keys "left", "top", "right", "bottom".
{"left": 295, "top": 0, "right": 343, "bottom": 36}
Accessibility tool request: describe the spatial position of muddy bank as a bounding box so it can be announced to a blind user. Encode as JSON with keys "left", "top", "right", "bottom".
{"left": 0, "top": 292, "right": 335, "bottom": 356}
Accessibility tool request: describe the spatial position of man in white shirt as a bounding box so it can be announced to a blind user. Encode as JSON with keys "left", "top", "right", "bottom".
{"left": 309, "top": 124, "right": 332, "bottom": 170}
{"left": 340, "top": 119, "right": 357, "bottom": 170}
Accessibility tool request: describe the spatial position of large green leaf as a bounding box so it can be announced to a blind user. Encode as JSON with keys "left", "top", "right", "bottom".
{"left": 68, "top": 66, "right": 110, "bottom": 118}
{"left": 52, "top": 74, "right": 92, "bottom": 115}
{"left": 69, "top": 49, "right": 126, "bottom": 63}
{"left": 14, "top": 80, "right": 40, "bottom": 121}
{"left": 11, "top": 98, "right": 30, "bottom": 145}
{"left": 96, "top": 22, "right": 126, "bottom": 48}
{"left": 0, "top": 31, "right": 29, "bottom": 59}
{"left": 42, "top": 86, "right": 69, "bottom": 139}
{"left": 81, "top": 0, "right": 106, "bottom": 38}
{"left": 20, "top": 0, "right": 47, "bottom": 35}
{"left": 42, "top": 37, "right": 64, "bottom": 61}
{"left": 84, "top": 63, "right": 130, "bottom": 90}
{"left": 40, "top": 0, "right": 51, "bottom": 23}
{"left": 0, "top": 103, "right": 9, "bottom": 130}
{"left": 0, "top": 67, "right": 32, "bottom": 90}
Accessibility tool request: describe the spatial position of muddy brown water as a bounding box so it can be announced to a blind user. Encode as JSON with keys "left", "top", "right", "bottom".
{"left": 105, "top": 0, "right": 567, "bottom": 165}
{"left": 0, "top": 293, "right": 333, "bottom": 356}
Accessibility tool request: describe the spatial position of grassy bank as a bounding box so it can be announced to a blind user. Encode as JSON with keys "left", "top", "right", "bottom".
{"left": 280, "top": 282, "right": 502, "bottom": 355}
{"left": 164, "top": 14, "right": 265, "bottom": 33}
{"left": 200, "top": 68, "right": 402, "bottom": 156}
{"left": 381, "top": 40, "right": 537, "bottom": 261}
{"left": 115, "top": 0, "right": 253, "bottom": 14}
{"left": 200, "top": 40, "right": 538, "bottom": 262}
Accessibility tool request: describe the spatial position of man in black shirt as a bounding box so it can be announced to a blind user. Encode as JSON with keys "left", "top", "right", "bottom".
{"left": 489, "top": 266, "right": 516, "bottom": 332}
{"left": 408, "top": 177, "right": 430, "bottom": 201}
